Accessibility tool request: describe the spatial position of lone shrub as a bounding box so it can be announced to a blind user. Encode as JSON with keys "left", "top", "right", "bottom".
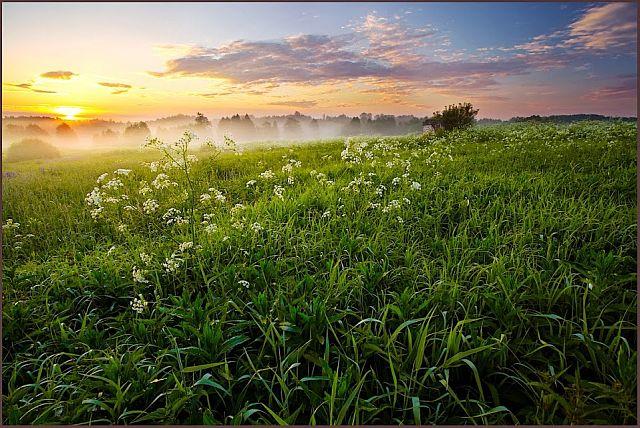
{"left": 432, "top": 102, "right": 479, "bottom": 131}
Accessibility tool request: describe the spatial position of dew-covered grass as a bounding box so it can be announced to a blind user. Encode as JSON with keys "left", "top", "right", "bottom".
{"left": 2, "top": 121, "right": 637, "bottom": 424}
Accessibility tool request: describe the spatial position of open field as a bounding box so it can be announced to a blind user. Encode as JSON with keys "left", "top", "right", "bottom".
{"left": 2, "top": 122, "right": 637, "bottom": 424}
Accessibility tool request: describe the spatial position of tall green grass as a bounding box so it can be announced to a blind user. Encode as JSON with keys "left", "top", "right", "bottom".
{"left": 2, "top": 122, "right": 637, "bottom": 424}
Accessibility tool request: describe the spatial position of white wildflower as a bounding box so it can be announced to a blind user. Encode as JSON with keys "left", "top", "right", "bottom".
{"left": 143, "top": 199, "right": 159, "bottom": 214}
{"left": 162, "top": 208, "right": 184, "bottom": 225}
{"left": 259, "top": 169, "right": 275, "bottom": 180}
{"left": 130, "top": 294, "right": 148, "bottom": 313}
{"left": 178, "top": 241, "right": 194, "bottom": 252}
{"left": 163, "top": 256, "right": 182, "bottom": 273}
{"left": 208, "top": 188, "right": 226, "bottom": 203}
{"left": 273, "top": 185, "right": 285, "bottom": 200}
{"left": 2, "top": 219, "right": 20, "bottom": 230}
{"left": 132, "top": 266, "right": 149, "bottom": 283}
{"left": 103, "top": 178, "right": 123, "bottom": 190}
{"left": 140, "top": 252, "right": 152, "bottom": 265}
{"left": 152, "top": 173, "right": 176, "bottom": 190}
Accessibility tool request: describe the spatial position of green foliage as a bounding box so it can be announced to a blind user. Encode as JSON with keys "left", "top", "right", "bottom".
{"left": 4, "top": 138, "right": 61, "bottom": 162}
{"left": 432, "top": 102, "right": 479, "bottom": 131}
{"left": 2, "top": 122, "right": 637, "bottom": 424}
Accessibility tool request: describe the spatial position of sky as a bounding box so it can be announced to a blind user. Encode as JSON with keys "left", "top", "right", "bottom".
{"left": 2, "top": 2, "right": 637, "bottom": 120}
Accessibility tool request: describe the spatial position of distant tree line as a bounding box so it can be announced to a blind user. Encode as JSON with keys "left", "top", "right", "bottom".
{"left": 482, "top": 114, "right": 637, "bottom": 125}
{"left": 3, "top": 110, "right": 636, "bottom": 148}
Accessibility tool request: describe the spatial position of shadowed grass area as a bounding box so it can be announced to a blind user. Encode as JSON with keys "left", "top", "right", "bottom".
{"left": 2, "top": 121, "right": 637, "bottom": 424}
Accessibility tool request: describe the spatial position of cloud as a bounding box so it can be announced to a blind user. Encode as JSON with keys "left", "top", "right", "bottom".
{"left": 5, "top": 82, "right": 32, "bottom": 89}
{"left": 3, "top": 82, "right": 56, "bottom": 94}
{"left": 98, "top": 82, "right": 133, "bottom": 94}
{"left": 348, "top": 14, "right": 438, "bottom": 64}
{"left": 149, "top": 20, "right": 530, "bottom": 93}
{"left": 267, "top": 100, "right": 318, "bottom": 108}
{"left": 582, "top": 78, "right": 637, "bottom": 101}
{"left": 195, "top": 91, "right": 234, "bottom": 98}
{"left": 147, "top": 9, "right": 635, "bottom": 107}
{"left": 98, "top": 82, "right": 132, "bottom": 89}
{"left": 564, "top": 3, "right": 637, "bottom": 52}
{"left": 513, "top": 3, "right": 637, "bottom": 56}
{"left": 40, "top": 70, "right": 76, "bottom": 79}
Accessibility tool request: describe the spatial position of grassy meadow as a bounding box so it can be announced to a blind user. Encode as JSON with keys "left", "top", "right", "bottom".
{"left": 2, "top": 121, "right": 637, "bottom": 424}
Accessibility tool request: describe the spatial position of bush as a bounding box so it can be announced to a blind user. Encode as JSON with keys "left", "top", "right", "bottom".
{"left": 5, "top": 138, "right": 61, "bottom": 162}
{"left": 432, "top": 102, "right": 479, "bottom": 131}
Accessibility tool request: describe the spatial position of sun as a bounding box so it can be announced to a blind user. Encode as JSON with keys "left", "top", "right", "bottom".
{"left": 55, "top": 106, "right": 83, "bottom": 121}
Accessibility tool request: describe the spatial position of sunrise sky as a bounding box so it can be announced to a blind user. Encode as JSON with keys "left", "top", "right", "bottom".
{"left": 2, "top": 2, "right": 637, "bottom": 120}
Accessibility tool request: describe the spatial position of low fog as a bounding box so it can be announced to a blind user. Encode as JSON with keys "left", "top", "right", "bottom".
{"left": 2, "top": 111, "right": 425, "bottom": 162}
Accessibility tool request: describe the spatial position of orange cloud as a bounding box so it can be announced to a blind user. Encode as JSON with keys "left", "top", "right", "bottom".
{"left": 40, "top": 70, "right": 76, "bottom": 79}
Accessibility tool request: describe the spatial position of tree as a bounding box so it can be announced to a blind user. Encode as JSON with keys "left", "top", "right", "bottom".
{"left": 124, "top": 121, "right": 150, "bottom": 140}
{"left": 431, "top": 102, "right": 479, "bottom": 131}
{"left": 93, "top": 128, "right": 119, "bottom": 145}
{"left": 308, "top": 118, "right": 319, "bottom": 133}
{"left": 370, "top": 115, "right": 397, "bottom": 135}
{"left": 284, "top": 117, "right": 302, "bottom": 139}
{"left": 25, "top": 124, "right": 48, "bottom": 136}
{"left": 56, "top": 122, "right": 75, "bottom": 137}
{"left": 194, "top": 112, "right": 211, "bottom": 128}
{"left": 343, "top": 117, "right": 362, "bottom": 136}
{"left": 56, "top": 123, "right": 77, "bottom": 141}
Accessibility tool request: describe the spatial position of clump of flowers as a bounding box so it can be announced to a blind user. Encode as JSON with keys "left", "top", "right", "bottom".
{"left": 259, "top": 169, "right": 275, "bottom": 180}
{"left": 132, "top": 266, "right": 149, "bottom": 283}
{"left": 163, "top": 208, "right": 187, "bottom": 226}
{"left": 341, "top": 138, "right": 368, "bottom": 164}
{"left": 140, "top": 252, "right": 153, "bottom": 265}
{"left": 273, "top": 185, "right": 285, "bottom": 200}
{"left": 163, "top": 255, "right": 182, "bottom": 273}
{"left": 3, "top": 219, "right": 20, "bottom": 231}
{"left": 130, "top": 294, "right": 149, "bottom": 314}
{"left": 178, "top": 241, "right": 194, "bottom": 252}
{"left": 143, "top": 199, "right": 159, "bottom": 214}
{"left": 152, "top": 173, "right": 177, "bottom": 190}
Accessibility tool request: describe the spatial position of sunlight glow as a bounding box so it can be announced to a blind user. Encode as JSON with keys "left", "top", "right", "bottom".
{"left": 55, "top": 106, "right": 83, "bottom": 120}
